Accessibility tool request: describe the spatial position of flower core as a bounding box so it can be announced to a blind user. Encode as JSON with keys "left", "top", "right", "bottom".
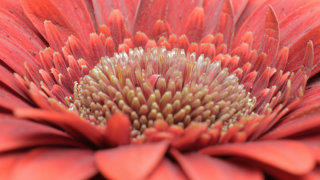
{"left": 65, "top": 47, "right": 256, "bottom": 137}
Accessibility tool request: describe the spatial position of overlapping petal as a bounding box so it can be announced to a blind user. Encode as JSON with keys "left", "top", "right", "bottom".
{"left": 0, "top": 0, "right": 318, "bottom": 179}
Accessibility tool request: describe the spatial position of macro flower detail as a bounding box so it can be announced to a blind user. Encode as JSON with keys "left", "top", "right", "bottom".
{"left": 0, "top": 0, "right": 320, "bottom": 179}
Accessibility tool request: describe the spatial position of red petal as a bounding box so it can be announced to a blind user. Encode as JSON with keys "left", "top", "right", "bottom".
{"left": 148, "top": 159, "right": 187, "bottom": 180}
{"left": 262, "top": 112, "right": 320, "bottom": 140}
{"left": 12, "top": 148, "right": 96, "bottom": 180}
{"left": 184, "top": 7, "right": 204, "bottom": 43}
{"left": 0, "top": 88, "right": 30, "bottom": 110}
{"left": 260, "top": 6, "right": 279, "bottom": 64}
{"left": 298, "top": 135, "right": 320, "bottom": 163}
{"left": 166, "top": 0, "right": 200, "bottom": 35}
{"left": 51, "top": 0, "right": 95, "bottom": 42}
{"left": 21, "top": 0, "right": 95, "bottom": 48}
{"left": 0, "top": 152, "right": 23, "bottom": 179}
{"left": 0, "top": 7, "right": 45, "bottom": 53}
{"left": 171, "top": 150, "right": 263, "bottom": 180}
{"left": 231, "top": 0, "right": 248, "bottom": 22}
{"left": 0, "top": 114, "right": 81, "bottom": 152}
{"left": 20, "top": 0, "right": 75, "bottom": 41}
{"left": 95, "top": 141, "right": 169, "bottom": 179}
{"left": 105, "top": 113, "right": 131, "bottom": 147}
{"left": 134, "top": 0, "right": 168, "bottom": 36}
{"left": 201, "top": 140, "right": 315, "bottom": 175}
{"left": 234, "top": 0, "right": 315, "bottom": 49}
{"left": 44, "top": 20, "right": 66, "bottom": 52}
{"left": 171, "top": 123, "right": 207, "bottom": 151}
{"left": 0, "top": 66, "right": 29, "bottom": 100}
{"left": 14, "top": 108, "right": 105, "bottom": 147}
{"left": 0, "top": 33, "right": 39, "bottom": 75}
{"left": 92, "top": 0, "right": 138, "bottom": 32}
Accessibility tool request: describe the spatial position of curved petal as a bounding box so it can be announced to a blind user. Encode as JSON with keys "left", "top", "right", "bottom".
{"left": 148, "top": 159, "right": 187, "bottom": 180}
{"left": 95, "top": 141, "right": 169, "bottom": 180}
{"left": 262, "top": 112, "right": 320, "bottom": 140}
{"left": 0, "top": 152, "right": 23, "bottom": 179}
{"left": 200, "top": 140, "right": 315, "bottom": 175}
{"left": 0, "top": 66, "right": 29, "bottom": 101}
{"left": 234, "top": 0, "right": 320, "bottom": 49}
{"left": 0, "top": 88, "right": 30, "bottom": 110}
{"left": 0, "top": 7, "right": 45, "bottom": 53}
{"left": 14, "top": 108, "right": 105, "bottom": 147}
{"left": 0, "top": 114, "right": 82, "bottom": 152}
{"left": 134, "top": 0, "right": 200, "bottom": 36}
{"left": 11, "top": 148, "right": 96, "bottom": 180}
{"left": 0, "top": 33, "right": 39, "bottom": 75}
{"left": 20, "top": 0, "right": 95, "bottom": 50}
{"left": 171, "top": 150, "right": 263, "bottom": 180}
{"left": 105, "top": 113, "right": 131, "bottom": 147}
{"left": 92, "top": 0, "right": 138, "bottom": 32}
{"left": 298, "top": 135, "right": 320, "bottom": 163}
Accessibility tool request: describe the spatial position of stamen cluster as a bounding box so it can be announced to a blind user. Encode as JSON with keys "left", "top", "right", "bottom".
{"left": 66, "top": 48, "right": 256, "bottom": 137}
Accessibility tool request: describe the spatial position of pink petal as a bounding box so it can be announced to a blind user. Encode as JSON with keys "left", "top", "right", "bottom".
{"left": 95, "top": 141, "right": 169, "bottom": 179}
{"left": 50, "top": 0, "right": 95, "bottom": 43}
{"left": 234, "top": 0, "right": 316, "bottom": 49}
{"left": 0, "top": 33, "right": 39, "bottom": 75}
{"left": 148, "top": 159, "right": 187, "bottom": 180}
{"left": 20, "top": 0, "right": 75, "bottom": 43}
{"left": 0, "top": 7, "right": 45, "bottom": 53}
{"left": 298, "top": 135, "right": 320, "bottom": 163}
{"left": 0, "top": 152, "right": 23, "bottom": 179}
{"left": 0, "top": 88, "right": 30, "bottom": 110}
{"left": 21, "top": 0, "right": 95, "bottom": 50}
{"left": 262, "top": 112, "right": 320, "bottom": 140}
{"left": 0, "top": 114, "right": 82, "bottom": 152}
{"left": 14, "top": 108, "right": 105, "bottom": 147}
{"left": 11, "top": 148, "right": 96, "bottom": 180}
{"left": 171, "top": 150, "right": 263, "bottom": 180}
{"left": 0, "top": 66, "right": 29, "bottom": 101}
{"left": 92, "top": 0, "right": 138, "bottom": 32}
{"left": 105, "top": 113, "right": 131, "bottom": 147}
{"left": 200, "top": 140, "right": 315, "bottom": 175}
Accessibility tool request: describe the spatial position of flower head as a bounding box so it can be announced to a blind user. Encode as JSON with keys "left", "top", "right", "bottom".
{"left": 1, "top": 0, "right": 320, "bottom": 179}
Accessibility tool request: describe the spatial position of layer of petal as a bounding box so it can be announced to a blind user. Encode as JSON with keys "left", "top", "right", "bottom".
{"left": 171, "top": 150, "right": 263, "bottom": 180}
{"left": 148, "top": 159, "right": 187, "bottom": 180}
{"left": 95, "top": 141, "right": 169, "bottom": 180}
{"left": 0, "top": 114, "right": 81, "bottom": 152}
{"left": 200, "top": 140, "right": 315, "bottom": 175}
{"left": 11, "top": 148, "right": 96, "bottom": 180}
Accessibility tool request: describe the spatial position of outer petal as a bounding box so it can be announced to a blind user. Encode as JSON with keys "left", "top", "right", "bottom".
{"left": 0, "top": 66, "right": 29, "bottom": 101}
{"left": 0, "top": 152, "right": 23, "bottom": 180}
{"left": 95, "top": 141, "right": 169, "bottom": 180}
{"left": 20, "top": 0, "right": 95, "bottom": 50}
{"left": 0, "top": 114, "right": 81, "bottom": 152}
{"left": 261, "top": 112, "right": 320, "bottom": 140}
{"left": 0, "top": 7, "right": 45, "bottom": 53}
{"left": 200, "top": 140, "right": 315, "bottom": 175}
{"left": 298, "top": 135, "right": 320, "bottom": 163}
{"left": 0, "top": 33, "right": 39, "bottom": 75}
{"left": 171, "top": 150, "right": 263, "bottom": 180}
{"left": 11, "top": 148, "right": 97, "bottom": 180}
{"left": 234, "top": 0, "right": 319, "bottom": 47}
{"left": 0, "top": 88, "right": 30, "bottom": 110}
{"left": 148, "top": 159, "right": 187, "bottom": 180}
{"left": 14, "top": 108, "right": 105, "bottom": 147}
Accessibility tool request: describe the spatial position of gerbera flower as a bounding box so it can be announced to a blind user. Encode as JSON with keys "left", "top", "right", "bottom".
{"left": 1, "top": 0, "right": 320, "bottom": 179}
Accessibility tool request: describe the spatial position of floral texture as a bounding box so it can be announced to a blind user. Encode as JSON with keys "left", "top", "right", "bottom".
{"left": 0, "top": 0, "right": 320, "bottom": 179}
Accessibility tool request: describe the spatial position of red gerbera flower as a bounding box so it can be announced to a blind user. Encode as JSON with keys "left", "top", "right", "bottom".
{"left": 1, "top": 0, "right": 320, "bottom": 179}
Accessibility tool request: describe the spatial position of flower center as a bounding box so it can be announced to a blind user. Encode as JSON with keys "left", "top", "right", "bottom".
{"left": 65, "top": 47, "right": 256, "bottom": 137}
